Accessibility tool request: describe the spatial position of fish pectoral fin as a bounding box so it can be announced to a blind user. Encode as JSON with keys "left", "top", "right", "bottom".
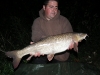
{"left": 47, "top": 54, "right": 54, "bottom": 61}
{"left": 74, "top": 42, "right": 78, "bottom": 52}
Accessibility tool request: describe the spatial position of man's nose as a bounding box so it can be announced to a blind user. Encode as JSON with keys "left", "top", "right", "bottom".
{"left": 52, "top": 8, "right": 57, "bottom": 12}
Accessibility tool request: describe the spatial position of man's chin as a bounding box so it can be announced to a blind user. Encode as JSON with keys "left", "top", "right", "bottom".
{"left": 50, "top": 16, "right": 55, "bottom": 19}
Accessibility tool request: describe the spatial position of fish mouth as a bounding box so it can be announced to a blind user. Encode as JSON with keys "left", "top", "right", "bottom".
{"left": 84, "top": 34, "right": 88, "bottom": 40}
{"left": 78, "top": 34, "right": 88, "bottom": 42}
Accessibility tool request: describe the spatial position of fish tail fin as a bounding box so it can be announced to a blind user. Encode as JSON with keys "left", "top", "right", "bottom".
{"left": 13, "top": 56, "right": 21, "bottom": 69}
{"left": 5, "top": 50, "right": 21, "bottom": 69}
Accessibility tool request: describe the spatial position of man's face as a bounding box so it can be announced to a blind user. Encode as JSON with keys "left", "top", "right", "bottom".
{"left": 43, "top": 1, "right": 58, "bottom": 20}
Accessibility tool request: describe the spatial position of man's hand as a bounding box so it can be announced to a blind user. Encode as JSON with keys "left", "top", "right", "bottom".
{"left": 69, "top": 42, "right": 74, "bottom": 50}
{"left": 30, "top": 42, "right": 34, "bottom": 44}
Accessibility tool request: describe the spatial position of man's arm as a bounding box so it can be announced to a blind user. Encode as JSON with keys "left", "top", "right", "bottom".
{"left": 31, "top": 19, "right": 43, "bottom": 42}
{"left": 62, "top": 18, "right": 73, "bottom": 33}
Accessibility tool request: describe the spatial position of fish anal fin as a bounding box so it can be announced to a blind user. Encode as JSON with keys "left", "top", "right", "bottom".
{"left": 26, "top": 55, "right": 33, "bottom": 61}
{"left": 47, "top": 54, "right": 54, "bottom": 61}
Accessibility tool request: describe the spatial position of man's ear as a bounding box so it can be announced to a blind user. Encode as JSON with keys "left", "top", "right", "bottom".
{"left": 43, "top": 5, "right": 45, "bottom": 10}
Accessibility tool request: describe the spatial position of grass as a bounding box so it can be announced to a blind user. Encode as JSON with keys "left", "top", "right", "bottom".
{"left": 0, "top": 16, "right": 31, "bottom": 75}
{"left": 0, "top": 58, "right": 14, "bottom": 75}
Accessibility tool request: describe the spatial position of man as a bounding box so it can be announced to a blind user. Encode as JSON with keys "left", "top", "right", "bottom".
{"left": 30, "top": 0, "right": 73, "bottom": 63}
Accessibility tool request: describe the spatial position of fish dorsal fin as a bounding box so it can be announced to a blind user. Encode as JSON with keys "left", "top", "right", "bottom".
{"left": 47, "top": 54, "right": 54, "bottom": 61}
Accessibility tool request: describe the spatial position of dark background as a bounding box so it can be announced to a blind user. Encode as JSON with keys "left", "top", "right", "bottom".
{"left": 0, "top": 0, "right": 100, "bottom": 74}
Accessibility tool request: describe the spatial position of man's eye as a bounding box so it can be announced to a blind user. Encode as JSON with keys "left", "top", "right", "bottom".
{"left": 49, "top": 6, "right": 53, "bottom": 8}
{"left": 55, "top": 7, "right": 58, "bottom": 9}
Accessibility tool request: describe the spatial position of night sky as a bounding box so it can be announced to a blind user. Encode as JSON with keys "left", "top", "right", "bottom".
{"left": 0, "top": 0, "right": 99, "bottom": 22}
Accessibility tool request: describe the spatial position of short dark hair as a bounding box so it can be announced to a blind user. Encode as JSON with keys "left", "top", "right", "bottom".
{"left": 43, "top": 0, "right": 59, "bottom": 6}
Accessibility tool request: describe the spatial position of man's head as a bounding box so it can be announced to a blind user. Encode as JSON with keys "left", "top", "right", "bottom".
{"left": 43, "top": 0, "right": 59, "bottom": 20}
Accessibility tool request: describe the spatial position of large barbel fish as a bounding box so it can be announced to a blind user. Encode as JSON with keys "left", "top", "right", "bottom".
{"left": 4, "top": 32, "right": 87, "bottom": 69}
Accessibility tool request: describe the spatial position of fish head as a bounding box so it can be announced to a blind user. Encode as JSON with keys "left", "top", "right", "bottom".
{"left": 75, "top": 33, "right": 88, "bottom": 42}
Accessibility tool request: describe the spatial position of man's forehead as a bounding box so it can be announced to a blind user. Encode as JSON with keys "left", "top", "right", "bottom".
{"left": 47, "top": 1, "right": 58, "bottom": 7}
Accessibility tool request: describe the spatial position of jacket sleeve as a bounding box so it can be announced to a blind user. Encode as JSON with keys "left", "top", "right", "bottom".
{"left": 31, "top": 19, "right": 43, "bottom": 42}
{"left": 62, "top": 18, "right": 73, "bottom": 33}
